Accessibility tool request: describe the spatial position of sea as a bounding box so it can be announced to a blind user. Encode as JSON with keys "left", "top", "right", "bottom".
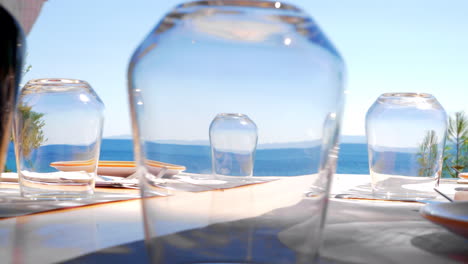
{"left": 4, "top": 139, "right": 370, "bottom": 175}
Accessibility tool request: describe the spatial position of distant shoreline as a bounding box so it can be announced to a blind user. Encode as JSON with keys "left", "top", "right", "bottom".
{"left": 103, "top": 135, "right": 368, "bottom": 144}
{"left": 4, "top": 139, "right": 370, "bottom": 175}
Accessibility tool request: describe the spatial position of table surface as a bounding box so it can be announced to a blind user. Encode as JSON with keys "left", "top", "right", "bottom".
{"left": 0, "top": 174, "right": 466, "bottom": 264}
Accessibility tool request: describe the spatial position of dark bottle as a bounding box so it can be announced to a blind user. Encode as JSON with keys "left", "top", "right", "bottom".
{"left": 0, "top": 6, "right": 24, "bottom": 170}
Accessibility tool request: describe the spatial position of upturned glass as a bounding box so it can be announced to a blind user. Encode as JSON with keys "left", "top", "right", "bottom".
{"left": 366, "top": 92, "right": 447, "bottom": 201}
{"left": 128, "top": 1, "right": 346, "bottom": 263}
{"left": 15, "top": 78, "right": 104, "bottom": 199}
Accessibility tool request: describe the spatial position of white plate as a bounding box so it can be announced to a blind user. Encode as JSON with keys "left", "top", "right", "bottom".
{"left": 420, "top": 202, "right": 468, "bottom": 239}
{"left": 458, "top": 178, "right": 468, "bottom": 184}
{"left": 50, "top": 160, "right": 96, "bottom": 174}
{"left": 97, "top": 166, "right": 136, "bottom": 177}
{"left": 50, "top": 160, "right": 186, "bottom": 178}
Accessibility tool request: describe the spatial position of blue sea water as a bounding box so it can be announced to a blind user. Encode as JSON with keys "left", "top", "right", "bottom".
{"left": 4, "top": 139, "right": 371, "bottom": 175}
{"left": 336, "top": 143, "right": 369, "bottom": 174}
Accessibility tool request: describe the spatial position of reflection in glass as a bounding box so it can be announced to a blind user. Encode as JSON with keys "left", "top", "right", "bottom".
{"left": 417, "top": 130, "right": 440, "bottom": 177}
{"left": 16, "top": 104, "right": 47, "bottom": 165}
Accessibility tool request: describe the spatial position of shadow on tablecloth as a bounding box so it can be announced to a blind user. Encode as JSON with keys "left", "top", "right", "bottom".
{"left": 411, "top": 232, "right": 468, "bottom": 263}
{"left": 60, "top": 239, "right": 343, "bottom": 264}
{"left": 61, "top": 199, "right": 468, "bottom": 264}
{"left": 60, "top": 198, "right": 340, "bottom": 264}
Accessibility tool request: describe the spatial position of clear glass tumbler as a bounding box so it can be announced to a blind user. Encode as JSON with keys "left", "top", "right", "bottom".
{"left": 210, "top": 113, "right": 258, "bottom": 178}
{"left": 366, "top": 93, "right": 447, "bottom": 201}
{"left": 128, "top": 1, "right": 345, "bottom": 263}
{"left": 15, "top": 79, "right": 104, "bottom": 199}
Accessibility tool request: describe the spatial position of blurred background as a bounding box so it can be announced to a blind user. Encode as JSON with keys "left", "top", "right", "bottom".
{"left": 5, "top": 0, "right": 468, "bottom": 138}
{"left": 2, "top": 0, "right": 467, "bottom": 175}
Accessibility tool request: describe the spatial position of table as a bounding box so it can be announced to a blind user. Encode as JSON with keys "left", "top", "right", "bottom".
{"left": 0, "top": 174, "right": 466, "bottom": 264}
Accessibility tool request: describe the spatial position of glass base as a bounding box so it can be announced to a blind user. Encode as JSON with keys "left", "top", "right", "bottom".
{"left": 334, "top": 192, "right": 436, "bottom": 203}
{"left": 144, "top": 181, "right": 325, "bottom": 264}
{"left": 20, "top": 183, "right": 94, "bottom": 200}
{"left": 214, "top": 175, "right": 266, "bottom": 184}
{"left": 20, "top": 190, "right": 93, "bottom": 200}
{"left": 19, "top": 172, "right": 94, "bottom": 200}
{"left": 372, "top": 191, "right": 436, "bottom": 202}
{"left": 370, "top": 172, "right": 438, "bottom": 201}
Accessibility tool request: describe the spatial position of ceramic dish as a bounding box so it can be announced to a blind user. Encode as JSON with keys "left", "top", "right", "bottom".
{"left": 96, "top": 161, "right": 137, "bottom": 177}
{"left": 458, "top": 179, "right": 468, "bottom": 185}
{"left": 49, "top": 160, "right": 96, "bottom": 173}
{"left": 420, "top": 201, "right": 468, "bottom": 239}
{"left": 50, "top": 160, "right": 186, "bottom": 178}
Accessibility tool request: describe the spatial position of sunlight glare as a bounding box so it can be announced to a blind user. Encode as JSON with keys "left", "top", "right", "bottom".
{"left": 79, "top": 93, "right": 90, "bottom": 103}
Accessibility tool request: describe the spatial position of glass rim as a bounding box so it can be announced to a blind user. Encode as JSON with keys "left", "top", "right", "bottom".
{"left": 26, "top": 78, "right": 90, "bottom": 87}
{"left": 215, "top": 113, "right": 249, "bottom": 118}
{"left": 22, "top": 78, "right": 93, "bottom": 94}
{"left": 374, "top": 92, "right": 443, "bottom": 109}
{"left": 178, "top": 0, "right": 302, "bottom": 11}
{"left": 379, "top": 92, "right": 434, "bottom": 99}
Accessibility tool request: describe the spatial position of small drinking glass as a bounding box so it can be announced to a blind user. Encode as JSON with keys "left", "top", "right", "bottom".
{"left": 366, "top": 93, "right": 447, "bottom": 201}
{"left": 14, "top": 79, "right": 104, "bottom": 199}
{"left": 209, "top": 113, "right": 258, "bottom": 179}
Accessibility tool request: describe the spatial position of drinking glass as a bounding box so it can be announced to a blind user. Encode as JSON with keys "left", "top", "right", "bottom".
{"left": 366, "top": 93, "right": 447, "bottom": 201}
{"left": 210, "top": 113, "right": 258, "bottom": 179}
{"left": 0, "top": 6, "right": 24, "bottom": 172}
{"left": 128, "top": 1, "right": 345, "bottom": 263}
{"left": 15, "top": 79, "right": 104, "bottom": 199}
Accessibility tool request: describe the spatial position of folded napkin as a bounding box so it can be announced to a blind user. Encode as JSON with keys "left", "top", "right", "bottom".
{"left": 0, "top": 172, "right": 138, "bottom": 189}
{"left": 0, "top": 172, "right": 18, "bottom": 183}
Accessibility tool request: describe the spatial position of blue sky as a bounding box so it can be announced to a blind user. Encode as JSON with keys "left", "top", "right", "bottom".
{"left": 25, "top": 0, "right": 468, "bottom": 138}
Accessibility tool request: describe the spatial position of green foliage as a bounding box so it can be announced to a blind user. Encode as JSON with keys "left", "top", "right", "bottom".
{"left": 16, "top": 104, "right": 47, "bottom": 158}
{"left": 417, "top": 130, "right": 440, "bottom": 176}
{"left": 23, "top": 64, "right": 32, "bottom": 75}
{"left": 442, "top": 145, "right": 454, "bottom": 178}
{"left": 3, "top": 56, "right": 32, "bottom": 172}
{"left": 443, "top": 111, "right": 468, "bottom": 178}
